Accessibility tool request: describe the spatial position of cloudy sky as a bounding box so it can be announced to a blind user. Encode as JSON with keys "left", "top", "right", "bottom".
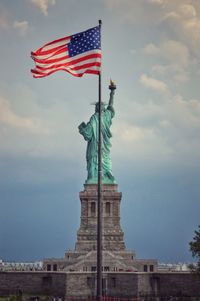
{"left": 0, "top": 0, "right": 200, "bottom": 263}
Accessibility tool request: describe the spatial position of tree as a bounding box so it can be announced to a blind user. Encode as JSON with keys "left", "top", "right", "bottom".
{"left": 189, "top": 225, "right": 200, "bottom": 273}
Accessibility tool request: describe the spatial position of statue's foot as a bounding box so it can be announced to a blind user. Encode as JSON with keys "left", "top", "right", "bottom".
{"left": 85, "top": 177, "right": 98, "bottom": 184}
{"left": 102, "top": 176, "right": 116, "bottom": 184}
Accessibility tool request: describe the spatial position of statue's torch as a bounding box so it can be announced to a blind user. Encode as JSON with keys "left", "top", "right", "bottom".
{"left": 109, "top": 79, "right": 116, "bottom": 90}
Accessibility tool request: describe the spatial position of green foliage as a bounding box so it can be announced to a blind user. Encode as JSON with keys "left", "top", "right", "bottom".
{"left": 9, "top": 297, "right": 18, "bottom": 301}
{"left": 189, "top": 225, "right": 200, "bottom": 273}
{"left": 0, "top": 296, "right": 18, "bottom": 301}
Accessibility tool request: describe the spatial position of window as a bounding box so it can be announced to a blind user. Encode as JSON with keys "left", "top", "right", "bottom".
{"left": 150, "top": 265, "right": 154, "bottom": 272}
{"left": 91, "top": 266, "right": 96, "bottom": 272}
{"left": 106, "top": 202, "right": 111, "bottom": 216}
{"left": 144, "top": 265, "right": 148, "bottom": 272}
{"left": 42, "top": 276, "right": 52, "bottom": 286}
{"left": 47, "top": 264, "right": 51, "bottom": 271}
{"left": 111, "top": 277, "right": 116, "bottom": 288}
{"left": 87, "top": 276, "right": 95, "bottom": 288}
{"left": 102, "top": 278, "right": 106, "bottom": 291}
{"left": 91, "top": 202, "right": 96, "bottom": 216}
{"left": 53, "top": 264, "right": 57, "bottom": 271}
{"left": 104, "top": 266, "right": 110, "bottom": 271}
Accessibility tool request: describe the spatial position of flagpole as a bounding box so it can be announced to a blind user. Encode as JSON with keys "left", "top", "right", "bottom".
{"left": 97, "top": 19, "right": 102, "bottom": 301}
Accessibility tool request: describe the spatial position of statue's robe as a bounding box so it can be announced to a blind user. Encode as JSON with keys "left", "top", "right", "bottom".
{"left": 79, "top": 106, "right": 115, "bottom": 184}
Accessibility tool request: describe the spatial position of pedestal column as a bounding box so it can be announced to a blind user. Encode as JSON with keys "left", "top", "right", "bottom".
{"left": 75, "top": 184, "right": 126, "bottom": 252}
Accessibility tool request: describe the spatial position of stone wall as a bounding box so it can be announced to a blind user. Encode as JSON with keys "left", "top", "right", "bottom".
{"left": 66, "top": 272, "right": 96, "bottom": 298}
{"left": 106, "top": 273, "right": 138, "bottom": 297}
{"left": 153, "top": 272, "right": 200, "bottom": 297}
{"left": 65, "top": 272, "right": 200, "bottom": 298}
{"left": 0, "top": 271, "right": 200, "bottom": 298}
{"left": 105, "top": 272, "right": 200, "bottom": 298}
{"left": 0, "top": 271, "right": 66, "bottom": 297}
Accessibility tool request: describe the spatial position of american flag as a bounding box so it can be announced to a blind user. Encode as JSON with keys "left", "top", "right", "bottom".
{"left": 31, "top": 26, "right": 101, "bottom": 78}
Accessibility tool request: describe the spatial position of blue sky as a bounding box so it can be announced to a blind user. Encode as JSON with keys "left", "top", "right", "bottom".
{"left": 0, "top": 0, "right": 200, "bottom": 263}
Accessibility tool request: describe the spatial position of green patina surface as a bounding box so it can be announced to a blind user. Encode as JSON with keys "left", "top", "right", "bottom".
{"left": 78, "top": 87, "right": 116, "bottom": 184}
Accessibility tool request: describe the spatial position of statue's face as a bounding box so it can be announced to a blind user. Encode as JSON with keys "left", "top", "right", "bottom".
{"left": 95, "top": 103, "right": 105, "bottom": 113}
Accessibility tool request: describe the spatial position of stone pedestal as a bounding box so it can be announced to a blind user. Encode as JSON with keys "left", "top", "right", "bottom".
{"left": 43, "top": 183, "right": 157, "bottom": 274}
{"left": 75, "top": 184, "right": 125, "bottom": 252}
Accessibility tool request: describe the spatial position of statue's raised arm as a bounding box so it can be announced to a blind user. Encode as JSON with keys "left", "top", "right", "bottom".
{"left": 78, "top": 80, "right": 117, "bottom": 184}
{"left": 107, "top": 79, "right": 116, "bottom": 117}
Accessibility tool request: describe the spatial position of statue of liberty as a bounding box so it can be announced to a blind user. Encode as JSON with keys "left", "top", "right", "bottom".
{"left": 78, "top": 80, "right": 116, "bottom": 184}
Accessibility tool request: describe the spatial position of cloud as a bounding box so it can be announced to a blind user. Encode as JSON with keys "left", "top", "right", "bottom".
{"left": 183, "top": 17, "right": 200, "bottom": 50}
{"left": 162, "top": 3, "right": 198, "bottom": 22}
{"left": 143, "top": 43, "right": 160, "bottom": 55}
{"left": 143, "top": 40, "right": 190, "bottom": 83}
{"left": 0, "top": 15, "right": 9, "bottom": 29}
{"left": 171, "top": 95, "right": 200, "bottom": 129}
{"left": 117, "top": 122, "right": 155, "bottom": 142}
{"left": 104, "top": 0, "right": 160, "bottom": 24}
{"left": 144, "top": 40, "right": 189, "bottom": 68}
{"left": 0, "top": 12, "right": 29, "bottom": 36}
{"left": 162, "top": 11, "right": 180, "bottom": 21}
{"left": 147, "top": 0, "right": 164, "bottom": 5}
{"left": 161, "top": 2, "right": 200, "bottom": 55}
{"left": 31, "top": 0, "right": 56, "bottom": 16}
{"left": 112, "top": 121, "right": 170, "bottom": 165}
{"left": 13, "top": 21, "right": 29, "bottom": 36}
{"left": 178, "top": 4, "right": 197, "bottom": 19}
{"left": 105, "top": 0, "right": 200, "bottom": 55}
{"left": 161, "top": 40, "right": 189, "bottom": 68}
{"left": 104, "top": 0, "right": 173, "bottom": 24}
{"left": 152, "top": 64, "right": 189, "bottom": 83}
{"left": 112, "top": 92, "right": 200, "bottom": 169}
{"left": 139, "top": 74, "right": 169, "bottom": 93}
{"left": 0, "top": 96, "right": 50, "bottom": 135}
